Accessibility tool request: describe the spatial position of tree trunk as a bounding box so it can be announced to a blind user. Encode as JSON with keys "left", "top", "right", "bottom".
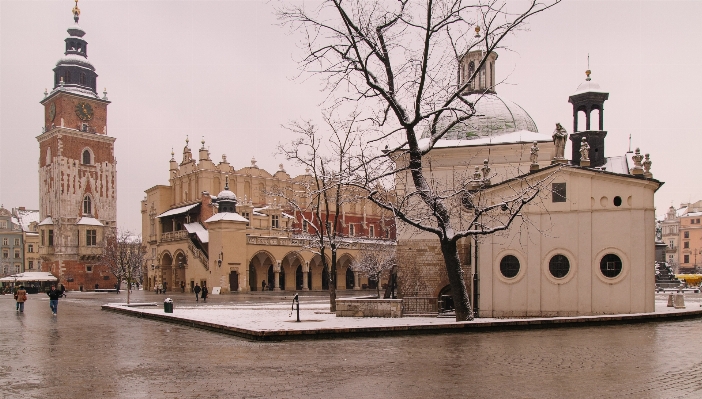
{"left": 329, "top": 249, "right": 337, "bottom": 312}
{"left": 440, "top": 238, "right": 473, "bottom": 321}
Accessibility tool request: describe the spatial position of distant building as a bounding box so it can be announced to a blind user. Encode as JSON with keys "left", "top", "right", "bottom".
{"left": 0, "top": 206, "right": 24, "bottom": 276}
{"left": 11, "top": 207, "right": 41, "bottom": 272}
{"left": 36, "top": 4, "right": 117, "bottom": 291}
{"left": 677, "top": 201, "right": 702, "bottom": 273}
{"left": 142, "top": 141, "right": 395, "bottom": 293}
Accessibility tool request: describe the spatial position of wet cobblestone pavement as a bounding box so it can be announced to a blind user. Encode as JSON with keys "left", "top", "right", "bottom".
{"left": 2, "top": 291, "right": 702, "bottom": 399}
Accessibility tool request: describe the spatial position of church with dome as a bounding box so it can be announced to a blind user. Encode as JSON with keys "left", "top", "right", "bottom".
{"left": 396, "top": 46, "right": 662, "bottom": 317}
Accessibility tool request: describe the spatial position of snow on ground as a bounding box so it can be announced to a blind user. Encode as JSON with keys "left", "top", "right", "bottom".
{"left": 104, "top": 296, "right": 702, "bottom": 333}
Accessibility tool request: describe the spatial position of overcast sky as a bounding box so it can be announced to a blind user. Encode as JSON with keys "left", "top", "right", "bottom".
{"left": 1, "top": 0, "right": 701, "bottom": 232}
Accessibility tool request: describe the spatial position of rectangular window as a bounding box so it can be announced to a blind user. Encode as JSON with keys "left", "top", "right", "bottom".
{"left": 86, "top": 230, "right": 97, "bottom": 246}
{"left": 684, "top": 241, "right": 690, "bottom": 249}
{"left": 14, "top": 250, "right": 20, "bottom": 258}
{"left": 684, "top": 231, "right": 690, "bottom": 239}
{"left": 349, "top": 224, "right": 355, "bottom": 236}
{"left": 552, "top": 183, "right": 566, "bottom": 203}
{"left": 86, "top": 265, "right": 93, "bottom": 272}
{"left": 669, "top": 241, "right": 674, "bottom": 248}
{"left": 48, "top": 229, "right": 54, "bottom": 246}
{"left": 242, "top": 212, "right": 250, "bottom": 226}
{"left": 15, "top": 264, "right": 20, "bottom": 273}
{"left": 28, "top": 244, "right": 34, "bottom": 253}
{"left": 302, "top": 219, "right": 308, "bottom": 233}
{"left": 14, "top": 238, "right": 19, "bottom": 246}
{"left": 2, "top": 250, "right": 7, "bottom": 259}
{"left": 271, "top": 215, "right": 279, "bottom": 229}
{"left": 41, "top": 231, "right": 45, "bottom": 246}
{"left": 0, "top": 220, "right": 6, "bottom": 229}
{"left": 2, "top": 238, "right": 7, "bottom": 246}
{"left": 28, "top": 261, "right": 34, "bottom": 270}
{"left": 369, "top": 225, "right": 374, "bottom": 238}
{"left": 684, "top": 255, "right": 690, "bottom": 263}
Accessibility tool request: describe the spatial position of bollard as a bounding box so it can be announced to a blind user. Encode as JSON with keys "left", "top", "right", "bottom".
{"left": 673, "top": 293, "right": 685, "bottom": 309}
{"left": 164, "top": 297, "right": 174, "bottom": 313}
{"left": 667, "top": 294, "right": 674, "bottom": 307}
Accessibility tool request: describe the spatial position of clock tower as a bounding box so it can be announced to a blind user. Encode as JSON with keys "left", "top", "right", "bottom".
{"left": 37, "top": 1, "right": 117, "bottom": 291}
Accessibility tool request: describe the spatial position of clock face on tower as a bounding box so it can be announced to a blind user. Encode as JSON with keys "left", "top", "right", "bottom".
{"left": 49, "top": 102, "right": 56, "bottom": 122}
{"left": 75, "top": 102, "right": 94, "bottom": 121}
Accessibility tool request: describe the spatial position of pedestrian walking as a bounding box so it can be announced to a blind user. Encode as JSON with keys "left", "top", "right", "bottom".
{"left": 201, "top": 284, "right": 208, "bottom": 303}
{"left": 194, "top": 283, "right": 201, "bottom": 302}
{"left": 157, "top": 282, "right": 163, "bottom": 294}
{"left": 163, "top": 281, "right": 168, "bottom": 292}
{"left": 262, "top": 280, "right": 266, "bottom": 291}
{"left": 47, "top": 284, "right": 61, "bottom": 315}
{"left": 180, "top": 281, "right": 185, "bottom": 293}
{"left": 14, "top": 285, "right": 27, "bottom": 313}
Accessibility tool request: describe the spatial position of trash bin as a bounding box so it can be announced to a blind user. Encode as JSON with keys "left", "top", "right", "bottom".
{"left": 164, "top": 298, "right": 174, "bottom": 313}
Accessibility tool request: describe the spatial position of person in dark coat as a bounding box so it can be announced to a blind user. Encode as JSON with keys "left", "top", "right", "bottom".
{"left": 47, "top": 284, "right": 61, "bottom": 315}
{"left": 262, "top": 280, "right": 266, "bottom": 291}
{"left": 201, "top": 284, "right": 208, "bottom": 303}
{"left": 194, "top": 283, "right": 201, "bottom": 302}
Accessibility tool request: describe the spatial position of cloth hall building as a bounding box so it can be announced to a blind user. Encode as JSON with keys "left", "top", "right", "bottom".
{"left": 142, "top": 141, "right": 395, "bottom": 294}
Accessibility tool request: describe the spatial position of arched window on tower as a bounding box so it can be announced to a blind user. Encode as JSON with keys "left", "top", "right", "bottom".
{"left": 79, "top": 73, "right": 86, "bottom": 85}
{"left": 46, "top": 147, "right": 52, "bottom": 165}
{"left": 82, "top": 149, "right": 92, "bottom": 165}
{"left": 83, "top": 195, "right": 92, "bottom": 215}
{"left": 64, "top": 71, "right": 71, "bottom": 84}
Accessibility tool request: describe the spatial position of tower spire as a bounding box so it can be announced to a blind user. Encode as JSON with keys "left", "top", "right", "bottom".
{"left": 72, "top": 0, "right": 80, "bottom": 23}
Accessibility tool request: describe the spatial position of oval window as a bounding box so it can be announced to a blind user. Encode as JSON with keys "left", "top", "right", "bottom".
{"left": 600, "top": 254, "right": 622, "bottom": 278}
{"left": 499, "top": 255, "right": 520, "bottom": 278}
{"left": 549, "top": 254, "right": 570, "bottom": 278}
{"left": 613, "top": 196, "right": 622, "bottom": 207}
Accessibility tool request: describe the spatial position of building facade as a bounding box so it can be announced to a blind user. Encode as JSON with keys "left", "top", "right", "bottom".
{"left": 142, "top": 141, "right": 395, "bottom": 293}
{"left": 36, "top": 4, "right": 117, "bottom": 291}
{"left": 395, "top": 47, "right": 662, "bottom": 317}
{"left": 678, "top": 201, "right": 702, "bottom": 273}
{"left": 12, "top": 207, "right": 41, "bottom": 272}
{"left": 0, "top": 206, "right": 24, "bottom": 276}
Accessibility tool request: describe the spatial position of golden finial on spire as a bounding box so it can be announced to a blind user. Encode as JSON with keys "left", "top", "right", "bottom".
{"left": 585, "top": 69, "right": 591, "bottom": 81}
{"left": 72, "top": 0, "right": 81, "bottom": 23}
{"left": 474, "top": 25, "right": 481, "bottom": 38}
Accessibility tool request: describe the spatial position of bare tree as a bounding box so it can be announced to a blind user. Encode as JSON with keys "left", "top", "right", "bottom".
{"left": 275, "top": 114, "right": 364, "bottom": 311}
{"left": 352, "top": 242, "right": 396, "bottom": 298}
{"left": 279, "top": 0, "right": 562, "bottom": 321}
{"left": 100, "top": 230, "right": 146, "bottom": 304}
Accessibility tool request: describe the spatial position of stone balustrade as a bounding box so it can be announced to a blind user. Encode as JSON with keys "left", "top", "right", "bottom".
{"left": 335, "top": 298, "right": 403, "bottom": 318}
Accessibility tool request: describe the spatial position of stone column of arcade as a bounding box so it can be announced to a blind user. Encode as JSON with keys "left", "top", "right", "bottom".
{"left": 302, "top": 262, "right": 309, "bottom": 291}
{"left": 274, "top": 261, "right": 281, "bottom": 291}
{"left": 353, "top": 271, "right": 361, "bottom": 290}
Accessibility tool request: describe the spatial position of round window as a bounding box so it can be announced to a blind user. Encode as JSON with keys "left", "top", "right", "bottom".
{"left": 600, "top": 254, "right": 622, "bottom": 278}
{"left": 499, "top": 255, "right": 520, "bottom": 278}
{"left": 548, "top": 254, "right": 570, "bottom": 278}
{"left": 613, "top": 196, "right": 622, "bottom": 207}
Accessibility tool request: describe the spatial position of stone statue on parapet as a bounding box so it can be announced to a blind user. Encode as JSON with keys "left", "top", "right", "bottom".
{"left": 552, "top": 123, "right": 568, "bottom": 162}
{"left": 579, "top": 137, "right": 590, "bottom": 161}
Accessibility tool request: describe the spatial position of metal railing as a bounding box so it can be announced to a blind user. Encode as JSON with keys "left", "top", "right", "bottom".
{"left": 402, "top": 296, "right": 438, "bottom": 315}
{"left": 160, "top": 230, "right": 188, "bottom": 242}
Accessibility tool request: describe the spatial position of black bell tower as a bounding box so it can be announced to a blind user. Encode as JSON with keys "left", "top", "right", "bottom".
{"left": 568, "top": 70, "right": 609, "bottom": 167}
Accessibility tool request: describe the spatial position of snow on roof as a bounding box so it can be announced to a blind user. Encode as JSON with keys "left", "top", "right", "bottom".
{"left": 0, "top": 272, "right": 58, "bottom": 282}
{"left": 77, "top": 217, "right": 104, "bottom": 226}
{"left": 419, "top": 130, "right": 552, "bottom": 150}
{"left": 601, "top": 155, "right": 629, "bottom": 175}
{"left": 184, "top": 222, "right": 209, "bottom": 243}
{"left": 253, "top": 211, "right": 267, "bottom": 217}
{"left": 281, "top": 212, "right": 294, "bottom": 219}
{"left": 685, "top": 212, "right": 702, "bottom": 217}
{"left": 38, "top": 217, "right": 53, "bottom": 226}
{"left": 205, "top": 213, "right": 249, "bottom": 223}
{"left": 14, "top": 209, "right": 39, "bottom": 232}
{"left": 157, "top": 203, "right": 199, "bottom": 218}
